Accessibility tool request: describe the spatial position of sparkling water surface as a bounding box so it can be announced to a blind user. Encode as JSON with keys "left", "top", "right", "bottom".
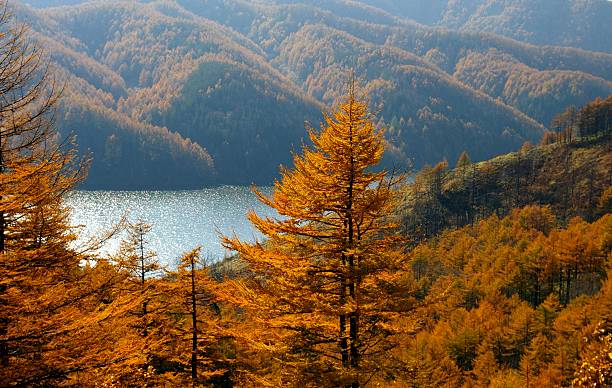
{"left": 65, "top": 186, "right": 274, "bottom": 266}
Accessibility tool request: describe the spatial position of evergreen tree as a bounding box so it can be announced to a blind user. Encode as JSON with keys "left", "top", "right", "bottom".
{"left": 456, "top": 151, "right": 471, "bottom": 169}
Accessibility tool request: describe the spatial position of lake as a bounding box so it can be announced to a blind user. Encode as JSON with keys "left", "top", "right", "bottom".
{"left": 65, "top": 186, "right": 274, "bottom": 266}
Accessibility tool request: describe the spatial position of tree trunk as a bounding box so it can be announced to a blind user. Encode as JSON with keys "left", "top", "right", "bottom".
{"left": 534, "top": 272, "right": 540, "bottom": 307}
{"left": 190, "top": 255, "right": 198, "bottom": 386}
{"left": 587, "top": 167, "right": 594, "bottom": 222}
{"left": 139, "top": 229, "right": 148, "bottom": 336}
{"left": 346, "top": 93, "right": 359, "bottom": 387}
{"left": 515, "top": 153, "right": 521, "bottom": 207}
{"left": 0, "top": 138, "right": 7, "bottom": 367}
{"left": 340, "top": 255, "right": 348, "bottom": 368}
{"left": 565, "top": 268, "right": 571, "bottom": 306}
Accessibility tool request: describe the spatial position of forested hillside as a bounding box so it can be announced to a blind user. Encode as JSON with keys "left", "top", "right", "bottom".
{"left": 274, "top": 24, "right": 544, "bottom": 167}
{"left": 401, "top": 206, "right": 611, "bottom": 386}
{"left": 401, "top": 97, "right": 612, "bottom": 241}
{"left": 212, "top": 97, "right": 612, "bottom": 386}
{"left": 361, "top": 0, "right": 612, "bottom": 54}
{"left": 13, "top": 0, "right": 612, "bottom": 188}
{"left": 15, "top": 0, "right": 324, "bottom": 187}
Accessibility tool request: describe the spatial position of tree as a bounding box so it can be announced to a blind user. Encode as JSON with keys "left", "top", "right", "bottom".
{"left": 0, "top": 4, "right": 64, "bottom": 253}
{"left": 117, "top": 219, "right": 161, "bottom": 337}
{"left": 0, "top": 5, "right": 140, "bottom": 384}
{"left": 220, "top": 83, "right": 409, "bottom": 387}
{"left": 455, "top": 151, "right": 471, "bottom": 169}
{"left": 161, "top": 248, "right": 227, "bottom": 386}
{"left": 0, "top": 2, "right": 77, "bottom": 377}
{"left": 540, "top": 130, "right": 557, "bottom": 145}
{"left": 572, "top": 327, "right": 612, "bottom": 388}
{"left": 472, "top": 349, "right": 498, "bottom": 385}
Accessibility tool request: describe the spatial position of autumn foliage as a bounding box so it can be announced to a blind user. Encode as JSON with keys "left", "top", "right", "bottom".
{"left": 0, "top": 5, "right": 141, "bottom": 383}
{"left": 0, "top": 3, "right": 610, "bottom": 386}
{"left": 218, "top": 85, "right": 410, "bottom": 387}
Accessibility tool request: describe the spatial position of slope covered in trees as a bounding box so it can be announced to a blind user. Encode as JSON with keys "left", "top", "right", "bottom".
{"left": 181, "top": 0, "right": 612, "bottom": 124}
{"left": 209, "top": 97, "right": 612, "bottom": 386}
{"left": 12, "top": 0, "right": 612, "bottom": 188}
{"left": 453, "top": 49, "right": 612, "bottom": 126}
{"left": 14, "top": 0, "right": 324, "bottom": 187}
{"left": 12, "top": 4, "right": 218, "bottom": 189}
{"left": 400, "top": 110, "right": 612, "bottom": 241}
{"left": 59, "top": 100, "right": 216, "bottom": 190}
{"left": 401, "top": 206, "right": 611, "bottom": 386}
{"left": 360, "top": 0, "right": 612, "bottom": 54}
{"left": 152, "top": 59, "right": 323, "bottom": 184}
{"left": 275, "top": 24, "right": 543, "bottom": 167}
{"left": 196, "top": 101, "right": 612, "bottom": 386}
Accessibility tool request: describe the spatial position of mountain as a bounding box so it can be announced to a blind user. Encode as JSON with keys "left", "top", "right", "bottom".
{"left": 274, "top": 24, "right": 543, "bottom": 167}
{"left": 153, "top": 59, "right": 323, "bottom": 183}
{"left": 16, "top": 1, "right": 322, "bottom": 187}
{"left": 13, "top": 0, "right": 612, "bottom": 188}
{"left": 58, "top": 98, "right": 216, "bottom": 190}
{"left": 249, "top": 1, "right": 612, "bottom": 123}
{"left": 453, "top": 49, "right": 612, "bottom": 125}
{"left": 20, "top": 0, "right": 85, "bottom": 6}
{"left": 360, "top": 0, "right": 612, "bottom": 54}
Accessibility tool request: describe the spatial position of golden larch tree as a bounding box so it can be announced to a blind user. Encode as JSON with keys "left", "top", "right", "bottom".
{"left": 220, "top": 83, "right": 410, "bottom": 387}
{"left": 0, "top": 4, "right": 143, "bottom": 384}
{"left": 159, "top": 247, "right": 228, "bottom": 386}
{"left": 116, "top": 219, "right": 162, "bottom": 337}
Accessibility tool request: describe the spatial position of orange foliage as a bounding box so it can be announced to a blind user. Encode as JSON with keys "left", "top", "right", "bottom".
{"left": 219, "top": 85, "right": 411, "bottom": 386}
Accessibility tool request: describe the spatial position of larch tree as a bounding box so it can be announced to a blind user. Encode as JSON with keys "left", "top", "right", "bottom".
{"left": 117, "top": 219, "right": 161, "bottom": 337}
{"left": 455, "top": 151, "right": 471, "bottom": 169}
{"left": 160, "top": 247, "right": 227, "bottom": 386}
{"left": 220, "top": 82, "right": 411, "bottom": 387}
{"left": 0, "top": 2, "right": 75, "bottom": 377}
{"left": 0, "top": 4, "right": 141, "bottom": 384}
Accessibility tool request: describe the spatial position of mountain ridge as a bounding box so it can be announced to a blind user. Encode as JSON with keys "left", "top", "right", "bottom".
{"left": 13, "top": 0, "right": 611, "bottom": 188}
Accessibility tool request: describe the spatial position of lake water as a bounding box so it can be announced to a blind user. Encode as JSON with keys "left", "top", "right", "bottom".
{"left": 65, "top": 186, "right": 274, "bottom": 266}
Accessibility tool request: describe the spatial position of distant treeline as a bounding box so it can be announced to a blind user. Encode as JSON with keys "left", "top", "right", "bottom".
{"left": 546, "top": 95, "right": 612, "bottom": 144}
